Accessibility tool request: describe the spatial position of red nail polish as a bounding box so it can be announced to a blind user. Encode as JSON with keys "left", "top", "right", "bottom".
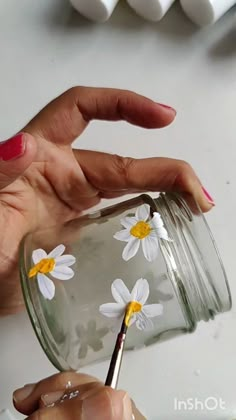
{"left": 0, "top": 133, "right": 25, "bottom": 161}
{"left": 202, "top": 186, "right": 215, "bottom": 205}
{"left": 158, "top": 103, "right": 177, "bottom": 114}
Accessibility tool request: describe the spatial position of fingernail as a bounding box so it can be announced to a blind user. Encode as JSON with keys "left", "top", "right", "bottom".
{"left": 122, "top": 392, "right": 133, "bottom": 420}
{"left": 41, "top": 390, "right": 65, "bottom": 407}
{"left": 158, "top": 103, "right": 176, "bottom": 114}
{"left": 13, "top": 383, "right": 36, "bottom": 402}
{"left": 202, "top": 186, "right": 215, "bottom": 205}
{"left": 0, "top": 133, "right": 25, "bottom": 161}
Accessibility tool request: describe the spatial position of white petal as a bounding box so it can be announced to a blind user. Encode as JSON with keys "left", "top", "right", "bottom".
{"left": 120, "top": 217, "right": 137, "bottom": 229}
{"left": 37, "top": 273, "right": 55, "bottom": 300}
{"left": 136, "top": 313, "right": 153, "bottom": 330}
{"left": 122, "top": 238, "right": 140, "bottom": 261}
{"left": 129, "top": 315, "right": 137, "bottom": 327}
{"left": 150, "top": 230, "right": 158, "bottom": 238}
{"left": 157, "top": 227, "right": 170, "bottom": 241}
{"left": 150, "top": 213, "right": 164, "bottom": 229}
{"left": 131, "top": 278, "right": 149, "bottom": 305}
{"left": 111, "top": 279, "right": 131, "bottom": 304}
{"left": 32, "top": 248, "right": 47, "bottom": 264}
{"left": 99, "top": 302, "right": 125, "bottom": 318}
{"left": 55, "top": 255, "right": 76, "bottom": 267}
{"left": 136, "top": 204, "right": 150, "bottom": 221}
{"left": 142, "top": 236, "right": 159, "bottom": 262}
{"left": 48, "top": 244, "right": 65, "bottom": 258}
{"left": 51, "top": 265, "right": 74, "bottom": 280}
{"left": 113, "top": 229, "right": 130, "bottom": 242}
{"left": 149, "top": 227, "right": 170, "bottom": 240}
{"left": 142, "top": 304, "right": 163, "bottom": 318}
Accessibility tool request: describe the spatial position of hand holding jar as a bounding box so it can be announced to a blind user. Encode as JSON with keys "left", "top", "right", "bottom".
{"left": 0, "top": 86, "right": 213, "bottom": 316}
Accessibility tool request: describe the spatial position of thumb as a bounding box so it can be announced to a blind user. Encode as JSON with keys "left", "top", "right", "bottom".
{"left": 0, "top": 132, "right": 37, "bottom": 190}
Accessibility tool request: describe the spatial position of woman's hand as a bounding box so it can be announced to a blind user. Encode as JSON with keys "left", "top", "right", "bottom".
{"left": 0, "top": 86, "right": 213, "bottom": 314}
{"left": 13, "top": 372, "right": 145, "bottom": 419}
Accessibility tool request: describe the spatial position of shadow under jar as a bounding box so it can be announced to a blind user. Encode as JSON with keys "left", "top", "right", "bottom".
{"left": 20, "top": 193, "right": 232, "bottom": 371}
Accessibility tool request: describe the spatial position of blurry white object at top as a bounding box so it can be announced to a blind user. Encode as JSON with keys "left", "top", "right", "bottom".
{"left": 127, "top": 0, "right": 176, "bottom": 22}
{"left": 180, "top": 0, "right": 236, "bottom": 26}
{"left": 69, "top": 0, "right": 119, "bottom": 22}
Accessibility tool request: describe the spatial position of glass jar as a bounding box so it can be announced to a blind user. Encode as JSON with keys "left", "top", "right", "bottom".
{"left": 20, "top": 193, "right": 232, "bottom": 372}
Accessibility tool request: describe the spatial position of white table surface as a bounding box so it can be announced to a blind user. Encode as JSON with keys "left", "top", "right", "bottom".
{"left": 0, "top": 1, "right": 236, "bottom": 419}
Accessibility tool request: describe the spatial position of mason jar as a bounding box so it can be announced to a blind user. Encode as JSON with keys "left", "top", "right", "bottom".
{"left": 19, "top": 193, "right": 232, "bottom": 372}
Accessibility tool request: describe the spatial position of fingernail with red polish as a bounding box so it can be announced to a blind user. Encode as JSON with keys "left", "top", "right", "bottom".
{"left": 0, "top": 133, "right": 25, "bottom": 161}
{"left": 202, "top": 187, "right": 215, "bottom": 205}
{"left": 158, "top": 103, "right": 177, "bottom": 114}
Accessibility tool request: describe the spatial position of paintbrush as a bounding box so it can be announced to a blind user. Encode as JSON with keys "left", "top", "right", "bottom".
{"left": 105, "top": 302, "right": 135, "bottom": 389}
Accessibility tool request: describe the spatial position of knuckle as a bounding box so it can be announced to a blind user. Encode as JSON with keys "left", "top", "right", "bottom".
{"left": 64, "top": 86, "right": 84, "bottom": 102}
{"left": 112, "top": 154, "right": 134, "bottom": 183}
{"left": 67, "top": 86, "right": 82, "bottom": 95}
{"left": 177, "top": 159, "right": 192, "bottom": 173}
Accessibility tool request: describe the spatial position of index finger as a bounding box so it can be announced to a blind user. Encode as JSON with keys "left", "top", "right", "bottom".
{"left": 13, "top": 372, "right": 99, "bottom": 415}
{"left": 71, "top": 87, "right": 176, "bottom": 127}
{"left": 24, "top": 87, "right": 176, "bottom": 144}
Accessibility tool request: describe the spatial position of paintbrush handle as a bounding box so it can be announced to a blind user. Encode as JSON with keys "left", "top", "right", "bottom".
{"left": 105, "top": 332, "right": 126, "bottom": 389}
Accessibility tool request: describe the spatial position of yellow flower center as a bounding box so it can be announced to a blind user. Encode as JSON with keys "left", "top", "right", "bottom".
{"left": 125, "top": 301, "right": 142, "bottom": 327}
{"left": 28, "top": 258, "right": 55, "bottom": 278}
{"left": 130, "top": 221, "right": 151, "bottom": 239}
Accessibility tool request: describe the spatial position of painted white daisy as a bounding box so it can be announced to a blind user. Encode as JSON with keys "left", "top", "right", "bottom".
{"left": 99, "top": 278, "right": 163, "bottom": 330}
{"left": 114, "top": 203, "right": 170, "bottom": 262}
{"left": 28, "top": 244, "right": 76, "bottom": 300}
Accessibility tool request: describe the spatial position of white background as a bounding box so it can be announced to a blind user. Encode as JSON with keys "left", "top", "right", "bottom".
{"left": 0, "top": 1, "right": 236, "bottom": 419}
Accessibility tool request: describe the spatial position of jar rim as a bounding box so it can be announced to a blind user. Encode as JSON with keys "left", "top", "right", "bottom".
{"left": 149, "top": 193, "right": 232, "bottom": 325}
